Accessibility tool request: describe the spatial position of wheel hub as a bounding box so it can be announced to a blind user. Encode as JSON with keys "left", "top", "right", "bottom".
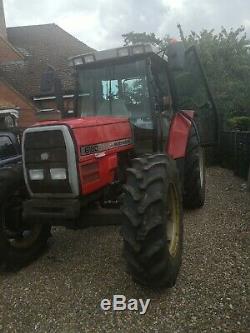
{"left": 199, "top": 148, "right": 204, "bottom": 188}
{"left": 1, "top": 200, "right": 42, "bottom": 249}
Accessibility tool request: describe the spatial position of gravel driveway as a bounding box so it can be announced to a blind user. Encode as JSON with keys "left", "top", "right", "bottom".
{"left": 0, "top": 167, "right": 249, "bottom": 333}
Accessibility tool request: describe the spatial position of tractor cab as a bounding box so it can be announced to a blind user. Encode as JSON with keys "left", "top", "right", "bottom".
{"left": 0, "top": 109, "right": 21, "bottom": 166}
{"left": 70, "top": 44, "right": 174, "bottom": 153}
{"left": 0, "top": 109, "right": 19, "bottom": 129}
{"left": 71, "top": 45, "right": 172, "bottom": 118}
{"left": 70, "top": 43, "right": 218, "bottom": 150}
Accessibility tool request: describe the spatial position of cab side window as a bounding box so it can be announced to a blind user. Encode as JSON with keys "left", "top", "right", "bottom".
{"left": 0, "top": 136, "right": 17, "bottom": 160}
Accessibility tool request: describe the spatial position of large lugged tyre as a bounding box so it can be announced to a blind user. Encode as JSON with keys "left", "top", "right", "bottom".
{"left": 183, "top": 125, "right": 206, "bottom": 209}
{"left": 247, "top": 165, "right": 250, "bottom": 192}
{"left": 0, "top": 166, "right": 51, "bottom": 270}
{"left": 121, "top": 154, "right": 183, "bottom": 288}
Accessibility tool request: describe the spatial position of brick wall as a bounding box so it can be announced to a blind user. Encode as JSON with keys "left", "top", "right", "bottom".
{"left": 0, "top": 36, "right": 24, "bottom": 63}
{"left": 0, "top": 80, "right": 37, "bottom": 128}
{"left": 0, "top": 1, "right": 36, "bottom": 127}
{"left": 34, "top": 97, "right": 76, "bottom": 121}
{"left": 34, "top": 96, "right": 74, "bottom": 112}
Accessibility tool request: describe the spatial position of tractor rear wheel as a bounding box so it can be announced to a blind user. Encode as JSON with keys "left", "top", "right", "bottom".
{"left": 121, "top": 154, "right": 183, "bottom": 288}
{"left": 247, "top": 165, "right": 250, "bottom": 192}
{"left": 183, "top": 125, "right": 206, "bottom": 208}
{"left": 0, "top": 168, "right": 51, "bottom": 271}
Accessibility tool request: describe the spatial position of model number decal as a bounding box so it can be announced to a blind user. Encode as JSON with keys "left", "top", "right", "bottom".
{"left": 80, "top": 138, "right": 133, "bottom": 156}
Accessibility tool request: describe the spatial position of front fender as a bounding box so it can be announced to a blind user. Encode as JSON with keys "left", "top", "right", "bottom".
{"left": 166, "top": 111, "right": 195, "bottom": 159}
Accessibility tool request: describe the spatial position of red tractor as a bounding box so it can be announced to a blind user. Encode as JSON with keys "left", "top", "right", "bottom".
{"left": 0, "top": 43, "right": 218, "bottom": 288}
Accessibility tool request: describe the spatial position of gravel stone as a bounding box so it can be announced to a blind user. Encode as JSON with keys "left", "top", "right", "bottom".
{"left": 0, "top": 167, "right": 249, "bottom": 333}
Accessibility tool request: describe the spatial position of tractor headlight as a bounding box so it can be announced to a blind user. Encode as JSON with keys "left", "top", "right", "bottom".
{"left": 29, "top": 169, "right": 44, "bottom": 181}
{"left": 50, "top": 168, "right": 67, "bottom": 180}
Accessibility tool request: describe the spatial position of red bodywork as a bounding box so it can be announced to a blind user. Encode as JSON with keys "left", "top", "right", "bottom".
{"left": 166, "top": 111, "right": 194, "bottom": 159}
{"left": 34, "top": 117, "right": 133, "bottom": 195}
{"left": 34, "top": 111, "right": 194, "bottom": 195}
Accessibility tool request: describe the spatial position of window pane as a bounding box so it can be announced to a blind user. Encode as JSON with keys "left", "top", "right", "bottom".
{"left": 78, "top": 60, "right": 153, "bottom": 129}
{"left": 0, "top": 136, "right": 17, "bottom": 159}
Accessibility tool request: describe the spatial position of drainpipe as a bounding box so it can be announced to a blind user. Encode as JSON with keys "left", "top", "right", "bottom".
{"left": 0, "top": 0, "right": 7, "bottom": 40}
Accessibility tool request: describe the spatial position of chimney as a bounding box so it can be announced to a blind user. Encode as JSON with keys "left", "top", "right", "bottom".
{"left": 0, "top": 0, "right": 7, "bottom": 39}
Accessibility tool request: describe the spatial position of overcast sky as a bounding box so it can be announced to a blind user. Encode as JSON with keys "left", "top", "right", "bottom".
{"left": 3, "top": 0, "right": 250, "bottom": 50}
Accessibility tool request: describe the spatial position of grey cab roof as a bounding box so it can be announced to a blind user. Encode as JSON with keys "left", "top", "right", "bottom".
{"left": 69, "top": 43, "right": 168, "bottom": 66}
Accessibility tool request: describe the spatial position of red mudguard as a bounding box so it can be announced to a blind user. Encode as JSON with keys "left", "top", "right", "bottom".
{"left": 166, "top": 111, "right": 195, "bottom": 159}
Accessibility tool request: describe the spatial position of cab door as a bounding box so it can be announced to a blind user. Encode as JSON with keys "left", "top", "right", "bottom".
{"left": 168, "top": 44, "right": 219, "bottom": 147}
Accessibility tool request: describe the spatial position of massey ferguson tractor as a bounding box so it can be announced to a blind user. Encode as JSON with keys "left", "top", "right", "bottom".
{"left": 0, "top": 43, "right": 218, "bottom": 288}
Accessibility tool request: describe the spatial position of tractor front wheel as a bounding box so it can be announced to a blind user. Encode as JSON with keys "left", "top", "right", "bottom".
{"left": 121, "top": 154, "right": 183, "bottom": 288}
{"left": 0, "top": 168, "right": 51, "bottom": 271}
{"left": 0, "top": 197, "right": 51, "bottom": 270}
{"left": 247, "top": 165, "right": 250, "bottom": 192}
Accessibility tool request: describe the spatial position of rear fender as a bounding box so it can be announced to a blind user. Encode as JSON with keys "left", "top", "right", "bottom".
{"left": 166, "top": 111, "right": 195, "bottom": 159}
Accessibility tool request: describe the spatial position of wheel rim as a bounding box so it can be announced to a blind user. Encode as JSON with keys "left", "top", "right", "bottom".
{"left": 166, "top": 184, "right": 181, "bottom": 257}
{"left": 1, "top": 201, "right": 42, "bottom": 249}
{"left": 199, "top": 148, "right": 204, "bottom": 188}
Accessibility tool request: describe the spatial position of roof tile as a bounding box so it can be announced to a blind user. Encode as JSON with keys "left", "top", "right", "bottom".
{"left": 1, "top": 23, "right": 93, "bottom": 97}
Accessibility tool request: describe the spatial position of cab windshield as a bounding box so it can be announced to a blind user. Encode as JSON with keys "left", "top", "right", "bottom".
{"left": 77, "top": 59, "right": 153, "bottom": 129}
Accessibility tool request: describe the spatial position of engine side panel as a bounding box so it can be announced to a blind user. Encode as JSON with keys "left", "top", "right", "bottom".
{"left": 166, "top": 111, "right": 194, "bottom": 159}
{"left": 72, "top": 120, "right": 133, "bottom": 195}
{"left": 73, "top": 121, "right": 132, "bottom": 147}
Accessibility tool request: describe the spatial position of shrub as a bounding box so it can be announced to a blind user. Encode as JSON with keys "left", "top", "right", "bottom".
{"left": 227, "top": 116, "right": 250, "bottom": 131}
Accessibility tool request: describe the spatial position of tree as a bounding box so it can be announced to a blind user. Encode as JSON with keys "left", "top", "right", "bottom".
{"left": 121, "top": 28, "right": 250, "bottom": 126}
{"left": 122, "top": 32, "right": 162, "bottom": 46}
{"left": 185, "top": 27, "right": 250, "bottom": 122}
{"left": 122, "top": 31, "right": 171, "bottom": 50}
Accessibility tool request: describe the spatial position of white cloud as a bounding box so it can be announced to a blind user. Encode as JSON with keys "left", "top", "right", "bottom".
{"left": 3, "top": 0, "right": 250, "bottom": 50}
{"left": 57, "top": 11, "right": 105, "bottom": 49}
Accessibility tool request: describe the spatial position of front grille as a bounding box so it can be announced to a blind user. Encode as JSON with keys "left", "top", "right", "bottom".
{"left": 24, "top": 128, "right": 72, "bottom": 195}
{"left": 24, "top": 130, "right": 66, "bottom": 149}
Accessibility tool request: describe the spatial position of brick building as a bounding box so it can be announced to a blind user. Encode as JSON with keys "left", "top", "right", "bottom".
{"left": 0, "top": 0, "right": 93, "bottom": 126}
{"left": 0, "top": 0, "right": 36, "bottom": 127}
